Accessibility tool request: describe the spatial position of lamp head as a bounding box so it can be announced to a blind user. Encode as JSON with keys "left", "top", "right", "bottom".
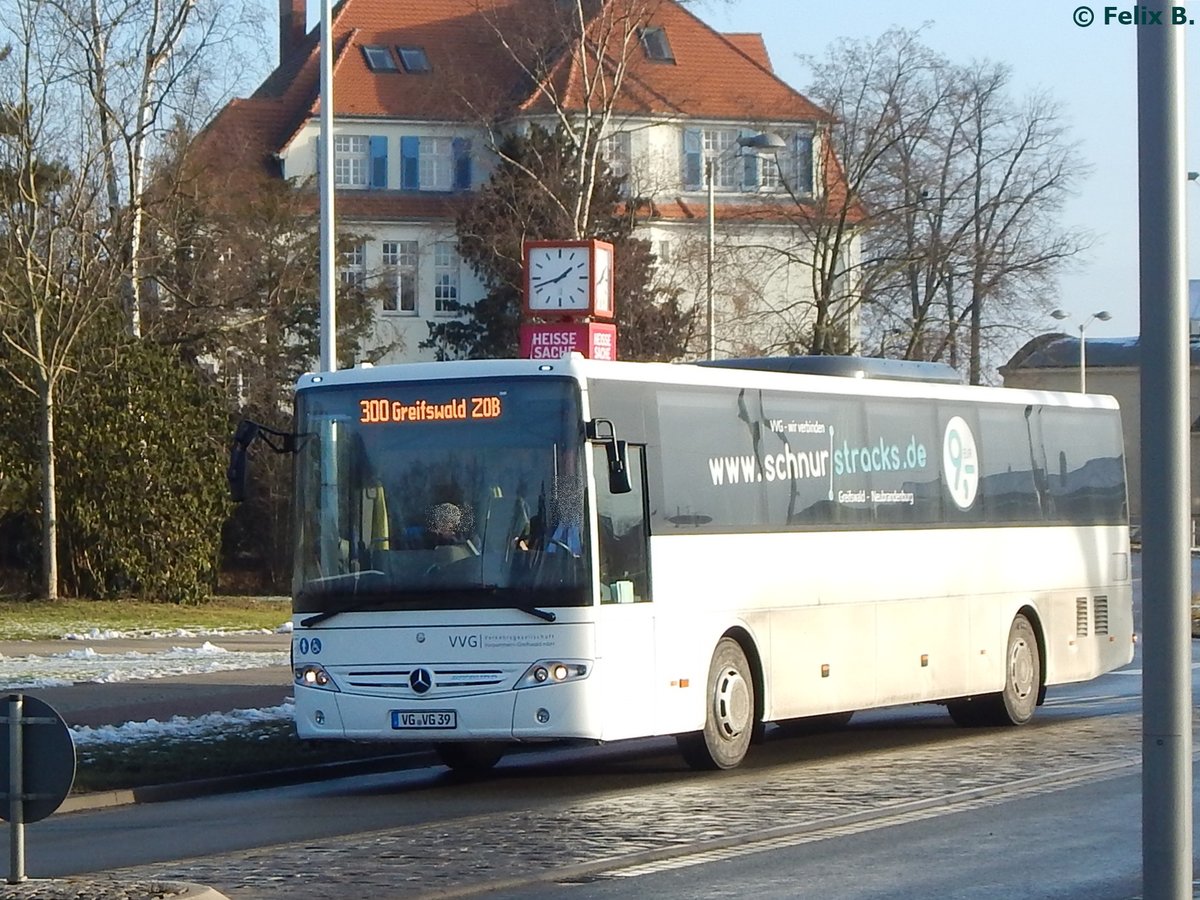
{"left": 737, "top": 131, "right": 786, "bottom": 153}
{"left": 1050, "top": 309, "right": 1069, "bottom": 321}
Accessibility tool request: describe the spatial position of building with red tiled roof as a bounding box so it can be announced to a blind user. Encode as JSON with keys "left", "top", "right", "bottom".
{"left": 198, "top": 0, "right": 861, "bottom": 361}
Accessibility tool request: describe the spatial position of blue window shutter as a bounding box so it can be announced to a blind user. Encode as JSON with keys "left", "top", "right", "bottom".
{"left": 739, "top": 129, "right": 758, "bottom": 189}
{"left": 683, "top": 128, "right": 702, "bottom": 189}
{"left": 452, "top": 138, "right": 472, "bottom": 191}
{"left": 795, "top": 134, "right": 814, "bottom": 194}
{"left": 401, "top": 136, "right": 420, "bottom": 189}
{"left": 369, "top": 135, "right": 388, "bottom": 189}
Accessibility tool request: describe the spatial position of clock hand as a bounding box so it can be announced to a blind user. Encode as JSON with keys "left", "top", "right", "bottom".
{"left": 534, "top": 265, "right": 574, "bottom": 287}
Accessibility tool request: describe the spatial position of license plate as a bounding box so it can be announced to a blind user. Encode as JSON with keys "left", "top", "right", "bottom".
{"left": 391, "top": 709, "right": 457, "bottom": 730}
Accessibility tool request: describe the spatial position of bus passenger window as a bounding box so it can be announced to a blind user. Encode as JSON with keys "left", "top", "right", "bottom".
{"left": 594, "top": 445, "right": 650, "bottom": 603}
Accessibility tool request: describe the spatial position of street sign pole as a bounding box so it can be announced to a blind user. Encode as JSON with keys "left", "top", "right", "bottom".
{"left": 1137, "top": 12, "right": 1192, "bottom": 899}
{"left": 1, "top": 693, "right": 76, "bottom": 883}
{"left": 7, "top": 695, "right": 23, "bottom": 884}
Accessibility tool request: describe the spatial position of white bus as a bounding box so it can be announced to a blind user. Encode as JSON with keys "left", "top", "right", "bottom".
{"left": 231, "top": 354, "right": 1133, "bottom": 771}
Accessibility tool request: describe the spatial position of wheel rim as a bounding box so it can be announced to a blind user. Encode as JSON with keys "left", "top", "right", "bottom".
{"left": 713, "top": 665, "right": 751, "bottom": 740}
{"left": 1009, "top": 636, "right": 1035, "bottom": 701}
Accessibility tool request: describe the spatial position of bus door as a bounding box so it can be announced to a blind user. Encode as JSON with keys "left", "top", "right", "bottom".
{"left": 591, "top": 444, "right": 657, "bottom": 741}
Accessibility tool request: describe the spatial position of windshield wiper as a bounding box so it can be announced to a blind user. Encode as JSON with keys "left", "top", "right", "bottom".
{"left": 299, "top": 592, "right": 397, "bottom": 628}
{"left": 514, "top": 604, "right": 556, "bottom": 622}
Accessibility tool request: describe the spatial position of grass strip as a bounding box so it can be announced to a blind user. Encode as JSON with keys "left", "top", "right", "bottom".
{"left": 0, "top": 597, "right": 290, "bottom": 640}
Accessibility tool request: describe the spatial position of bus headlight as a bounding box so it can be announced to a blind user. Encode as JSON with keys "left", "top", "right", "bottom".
{"left": 516, "top": 659, "right": 589, "bottom": 689}
{"left": 295, "top": 664, "right": 340, "bottom": 692}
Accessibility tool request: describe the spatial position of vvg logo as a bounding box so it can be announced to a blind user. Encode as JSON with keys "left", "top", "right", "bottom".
{"left": 449, "top": 634, "right": 480, "bottom": 648}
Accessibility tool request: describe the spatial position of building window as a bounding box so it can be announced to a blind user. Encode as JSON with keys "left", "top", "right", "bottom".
{"left": 758, "top": 152, "right": 781, "bottom": 189}
{"left": 334, "top": 135, "right": 369, "bottom": 188}
{"left": 639, "top": 26, "right": 674, "bottom": 62}
{"left": 656, "top": 240, "right": 672, "bottom": 265}
{"left": 398, "top": 46, "right": 431, "bottom": 73}
{"left": 401, "top": 136, "right": 471, "bottom": 192}
{"left": 603, "top": 131, "right": 631, "bottom": 183}
{"left": 703, "top": 129, "right": 739, "bottom": 190}
{"left": 339, "top": 243, "right": 366, "bottom": 287}
{"left": 362, "top": 45, "right": 396, "bottom": 71}
{"left": 382, "top": 241, "right": 418, "bottom": 314}
{"left": 433, "top": 242, "right": 459, "bottom": 315}
{"left": 418, "top": 137, "right": 454, "bottom": 191}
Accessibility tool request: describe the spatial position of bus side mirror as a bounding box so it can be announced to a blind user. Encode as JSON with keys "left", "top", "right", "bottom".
{"left": 587, "top": 418, "right": 632, "bottom": 495}
{"left": 228, "top": 420, "right": 260, "bottom": 503}
{"left": 606, "top": 440, "right": 631, "bottom": 495}
{"left": 228, "top": 419, "right": 298, "bottom": 503}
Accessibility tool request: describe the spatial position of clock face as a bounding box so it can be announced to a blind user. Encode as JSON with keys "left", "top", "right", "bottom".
{"left": 528, "top": 246, "right": 591, "bottom": 310}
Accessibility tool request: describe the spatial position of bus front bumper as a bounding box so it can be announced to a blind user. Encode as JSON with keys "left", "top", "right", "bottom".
{"left": 293, "top": 679, "right": 600, "bottom": 743}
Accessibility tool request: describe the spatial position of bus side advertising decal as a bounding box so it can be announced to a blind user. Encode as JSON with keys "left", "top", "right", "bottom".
{"left": 660, "top": 385, "right": 1125, "bottom": 531}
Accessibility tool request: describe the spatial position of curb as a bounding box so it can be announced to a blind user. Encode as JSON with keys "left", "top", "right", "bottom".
{"left": 0, "top": 879, "right": 228, "bottom": 899}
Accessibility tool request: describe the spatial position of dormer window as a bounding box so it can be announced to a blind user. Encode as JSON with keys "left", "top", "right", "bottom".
{"left": 362, "top": 45, "right": 396, "bottom": 71}
{"left": 639, "top": 27, "right": 674, "bottom": 62}
{"left": 397, "top": 46, "right": 431, "bottom": 73}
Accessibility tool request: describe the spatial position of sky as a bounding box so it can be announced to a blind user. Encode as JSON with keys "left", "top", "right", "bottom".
{"left": 282, "top": 1, "right": 1200, "bottom": 345}
{"left": 695, "top": 0, "right": 1200, "bottom": 342}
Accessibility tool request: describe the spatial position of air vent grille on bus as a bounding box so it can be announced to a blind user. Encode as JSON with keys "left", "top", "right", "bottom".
{"left": 1093, "top": 595, "right": 1109, "bottom": 635}
{"left": 1076, "top": 597, "right": 1089, "bottom": 637}
{"left": 344, "top": 667, "right": 507, "bottom": 690}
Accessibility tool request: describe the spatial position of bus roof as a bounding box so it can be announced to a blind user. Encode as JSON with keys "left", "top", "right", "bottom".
{"left": 294, "top": 355, "right": 1119, "bottom": 411}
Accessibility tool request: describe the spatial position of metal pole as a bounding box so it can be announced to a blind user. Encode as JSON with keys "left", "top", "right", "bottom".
{"left": 7, "top": 694, "right": 24, "bottom": 884}
{"left": 1079, "top": 324, "right": 1086, "bottom": 393}
{"left": 318, "top": 0, "right": 337, "bottom": 373}
{"left": 1137, "top": 13, "right": 1192, "bottom": 899}
{"left": 706, "top": 158, "right": 715, "bottom": 361}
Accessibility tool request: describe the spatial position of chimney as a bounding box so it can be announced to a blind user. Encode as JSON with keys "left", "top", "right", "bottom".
{"left": 279, "top": 0, "right": 307, "bottom": 64}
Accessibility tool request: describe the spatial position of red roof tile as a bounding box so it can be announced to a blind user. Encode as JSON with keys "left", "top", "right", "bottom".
{"left": 722, "top": 33, "right": 772, "bottom": 72}
{"left": 194, "top": 0, "right": 855, "bottom": 222}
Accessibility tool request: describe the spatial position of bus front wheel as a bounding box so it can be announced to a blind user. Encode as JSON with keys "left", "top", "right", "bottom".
{"left": 677, "top": 637, "right": 756, "bottom": 770}
{"left": 948, "top": 613, "right": 1041, "bottom": 727}
{"left": 435, "top": 741, "right": 506, "bottom": 772}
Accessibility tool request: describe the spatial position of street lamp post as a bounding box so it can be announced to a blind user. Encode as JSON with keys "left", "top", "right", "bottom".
{"left": 705, "top": 131, "right": 786, "bottom": 360}
{"left": 1050, "top": 308, "right": 1112, "bottom": 392}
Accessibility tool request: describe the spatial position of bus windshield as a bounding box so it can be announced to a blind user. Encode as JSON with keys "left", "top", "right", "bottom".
{"left": 291, "top": 376, "right": 590, "bottom": 615}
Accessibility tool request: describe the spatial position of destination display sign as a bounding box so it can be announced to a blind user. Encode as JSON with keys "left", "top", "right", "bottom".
{"left": 358, "top": 395, "right": 503, "bottom": 424}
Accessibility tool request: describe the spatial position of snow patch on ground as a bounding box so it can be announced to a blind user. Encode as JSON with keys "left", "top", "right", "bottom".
{"left": 62, "top": 623, "right": 293, "bottom": 640}
{"left": 70, "top": 702, "right": 295, "bottom": 747}
{"left": 0, "top": 643, "right": 290, "bottom": 690}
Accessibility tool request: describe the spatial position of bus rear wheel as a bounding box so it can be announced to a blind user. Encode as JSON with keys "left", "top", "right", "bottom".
{"left": 435, "top": 741, "right": 506, "bottom": 772}
{"left": 677, "top": 637, "right": 756, "bottom": 770}
{"left": 947, "top": 614, "right": 1041, "bottom": 727}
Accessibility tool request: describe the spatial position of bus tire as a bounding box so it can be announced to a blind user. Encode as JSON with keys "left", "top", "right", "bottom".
{"left": 948, "top": 614, "right": 1041, "bottom": 727}
{"left": 435, "top": 741, "right": 506, "bottom": 772}
{"left": 677, "top": 637, "right": 756, "bottom": 770}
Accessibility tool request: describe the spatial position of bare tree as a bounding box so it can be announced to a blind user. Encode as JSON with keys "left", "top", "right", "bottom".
{"left": 467, "top": 0, "right": 663, "bottom": 241}
{"left": 0, "top": 1, "right": 121, "bottom": 599}
{"left": 42, "top": 0, "right": 265, "bottom": 336}
{"left": 757, "top": 29, "right": 1088, "bottom": 379}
